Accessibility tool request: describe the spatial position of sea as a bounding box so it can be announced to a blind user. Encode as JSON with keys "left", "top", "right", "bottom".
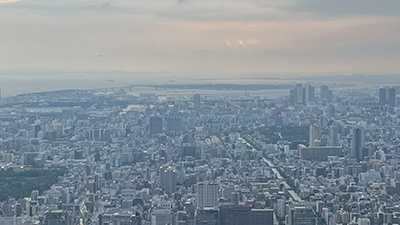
{"left": 0, "top": 69, "right": 396, "bottom": 99}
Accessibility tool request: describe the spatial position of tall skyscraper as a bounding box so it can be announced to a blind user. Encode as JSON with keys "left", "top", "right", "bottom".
{"left": 351, "top": 127, "right": 365, "bottom": 161}
{"left": 290, "top": 84, "right": 315, "bottom": 105}
{"left": 295, "top": 83, "right": 304, "bottom": 104}
{"left": 196, "top": 182, "right": 219, "bottom": 207}
{"left": 160, "top": 164, "right": 169, "bottom": 185}
{"left": 167, "top": 116, "right": 183, "bottom": 133}
{"left": 150, "top": 116, "right": 163, "bottom": 136}
{"left": 194, "top": 94, "right": 201, "bottom": 110}
{"left": 329, "top": 126, "right": 339, "bottom": 146}
{"left": 289, "top": 89, "right": 295, "bottom": 105}
{"left": 321, "top": 85, "right": 333, "bottom": 101}
{"left": 304, "top": 84, "right": 315, "bottom": 102}
{"left": 327, "top": 104, "right": 335, "bottom": 119}
{"left": 309, "top": 125, "right": 321, "bottom": 147}
{"left": 161, "top": 166, "right": 177, "bottom": 194}
{"left": 379, "top": 87, "right": 395, "bottom": 107}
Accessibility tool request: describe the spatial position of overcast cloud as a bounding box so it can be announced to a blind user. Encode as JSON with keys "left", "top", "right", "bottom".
{"left": 0, "top": 0, "right": 399, "bottom": 75}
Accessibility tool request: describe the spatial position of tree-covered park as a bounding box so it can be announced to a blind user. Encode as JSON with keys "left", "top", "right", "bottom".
{"left": 0, "top": 168, "right": 67, "bottom": 201}
{"left": 257, "top": 126, "right": 309, "bottom": 144}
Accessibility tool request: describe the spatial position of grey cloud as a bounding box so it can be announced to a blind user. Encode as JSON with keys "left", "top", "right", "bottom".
{"left": 2, "top": 0, "right": 400, "bottom": 21}
{"left": 283, "top": 0, "right": 400, "bottom": 16}
{"left": 0, "top": 0, "right": 303, "bottom": 21}
{"left": 0, "top": 0, "right": 121, "bottom": 15}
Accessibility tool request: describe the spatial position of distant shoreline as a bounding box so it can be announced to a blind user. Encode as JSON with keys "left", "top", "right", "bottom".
{"left": 0, "top": 69, "right": 398, "bottom": 97}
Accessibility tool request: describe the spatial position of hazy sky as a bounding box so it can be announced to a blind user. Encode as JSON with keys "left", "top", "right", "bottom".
{"left": 1, "top": 0, "right": 400, "bottom": 75}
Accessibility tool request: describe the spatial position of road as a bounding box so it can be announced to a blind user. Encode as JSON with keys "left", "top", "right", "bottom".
{"left": 241, "top": 137, "right": 302, "bottom": 203}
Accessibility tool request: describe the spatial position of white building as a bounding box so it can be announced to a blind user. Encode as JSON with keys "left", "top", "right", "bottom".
{"left": 309, "top": 124, "right": 321, "bottom": 147}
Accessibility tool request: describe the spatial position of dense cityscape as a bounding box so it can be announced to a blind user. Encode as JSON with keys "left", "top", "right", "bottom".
{"left": 2, "top": 0, "right": 400, "bottom": 224}
{"left": 0, "top": 81, "right": 399, "bottom": 225}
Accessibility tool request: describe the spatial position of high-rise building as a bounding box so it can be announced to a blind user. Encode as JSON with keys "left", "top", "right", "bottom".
{"left": 329, "top": 126, "right": 339, "bottom": 146}
{"left": 167, "top": 116, "right": 183, "bottom": 132}
{"left": 195, "top": 207, "right": 218, "bottom": 225}
{"left": 0, "top": 216, "right": 14, "bottom": 225}
{"left": 231, "top": 192, "right": 240, "bottom": 206}
{"left": 94, "top": 150, "right": 101, "bottom": 162}
{"left": 359, "top": 170, "right": 381, "bottom": 183}
{"left": 151, "top": 209, "right": 177, "bottom": 225}
{"left": 327, "top": 104, "right": 335, "bottom": 119}
{"left": 250, "top": 209, "right": 274, "bottom": 225}
{"left": 218, "top": 205, "right": 273, "bottom": 225}
{"left": 298, "top": 146, "right": 343, "bottom": 160}
{"left": 160, "top": 164, "right": 169, "bottom": 185}
{"left": 294, "top": 83, "right": 304, "bottom": 104}
{"left": 177, "top": 211, "right": 187, "bottom": 225}
{"left": 277, "top": 199, "right": 286, "bottom": 219}
{"left": 100, "top": 212, "right": 140, "bottom": 225}
{"left": 3, "top": 153, "right": 14, "bottom": 163}
{"left": 287, "top": 206, "right": 317, "bottom": 225}
{"left": 351, "top": 127, "right": 365, "bottom": 161}
{"left": 304, "top": 84, "right": 315, "bottom": 102}
{"left": 161, "top": 166, "right": 177, "bottom": 194}
{"left": 150, "top": 116, "right": 163, "bottom": 136}
{"left": 61, "top": 109, "right": 74, "bottom": 120}
{"left": 309, "top": 125, "right": 321, "bottom": 147}
{"left": 26, "top": 201, "right": 38, "bottom": 217}
{"left": 194, "top": 94, "right": 201, "bottom": 110}
{"left": 289, "top": 89, "right": 295, "bottom": 105}
{"left": 219, "top": 205, "right": 251, "bottom": 225}
{"left": 196, "top": 182, "right": 219, "bottom": 207}
{"left": 30, "top": 190, "right": 39, "bottom": 201}
{"left": 290, "top": 84, "right": 315, "bottom": 105}
{"left": 379, "top": 87, "right": 395, "bottom": 107}
{"left": 44, "top": 210, "right": 71, "bottom": 225}
{"left": 320, "top": 85, "right": 333, "bottom": 101}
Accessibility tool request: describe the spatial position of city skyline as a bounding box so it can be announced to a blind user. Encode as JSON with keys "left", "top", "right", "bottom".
{"left": 2, "top": 1, "right": 400, "bottom": 225}
{"left": 1, "top": 83, "right": 400, "bottom": 225}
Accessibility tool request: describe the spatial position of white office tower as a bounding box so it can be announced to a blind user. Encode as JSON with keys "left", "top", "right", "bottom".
{"left": 151, "top": 209, "right": 177, "bottom": 225}
{"left": 196, "top": 181, "right": 219, "bottom": 207}
{"left": 294, "top": 84, "right": 304, "bottom": 104}
{"left": 329, "top": 126, "right": 339, "bottom": 146}
{"left": 304, "top": 84, "right": 315, "bottom": 102}
{"left": 309, "top": 124, "right": 321, "bottom": 147}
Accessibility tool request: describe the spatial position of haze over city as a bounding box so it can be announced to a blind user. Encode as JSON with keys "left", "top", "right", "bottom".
{"left": 1, "top": 0, "right": 400, "bottom": 75}
{"left": 2, "top": 1, "right": 400, "bottom": 225}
